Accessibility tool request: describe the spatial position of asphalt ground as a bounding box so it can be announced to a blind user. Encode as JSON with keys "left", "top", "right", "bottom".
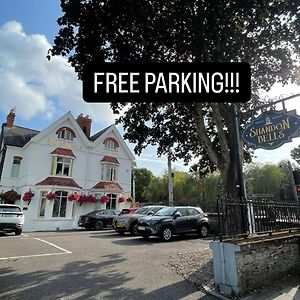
{"left": 0, "top": 230, "right": 214, "bottom": 300}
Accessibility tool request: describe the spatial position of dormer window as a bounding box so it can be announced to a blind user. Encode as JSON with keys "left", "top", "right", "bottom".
{"left": 103, "top": 137, "right": 119, "bottom": 150}
{"left": 56, "top": 127, "right": 76, "bottom": 141}
{"left": 50, "top": 148, "right": 76, "bottom": 177}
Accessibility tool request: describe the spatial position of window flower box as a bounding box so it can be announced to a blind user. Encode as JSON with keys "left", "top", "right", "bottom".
{"left": 78, "top": 194, "right": 97, "bottom": 204}
{"left": 68, "top": 192, "right": 80, "bottom": 201}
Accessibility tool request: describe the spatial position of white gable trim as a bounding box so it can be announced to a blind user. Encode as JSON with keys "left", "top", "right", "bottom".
{"left": 94, "top": 125, "right": 135, "bottom": 161}
{"left": 24, "top": 112, "right": 92, "bottom": 149}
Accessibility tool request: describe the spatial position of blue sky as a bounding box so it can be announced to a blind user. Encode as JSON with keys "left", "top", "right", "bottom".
{"left": 0, "top": 0, "right": 299, "bottom": 175}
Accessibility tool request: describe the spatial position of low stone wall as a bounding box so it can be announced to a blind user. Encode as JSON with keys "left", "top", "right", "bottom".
{"left": 236, "top": 235, "right": 300, "bottom": 295}
{"left": 210, "top": 232, "right": 300, "bottom": 297}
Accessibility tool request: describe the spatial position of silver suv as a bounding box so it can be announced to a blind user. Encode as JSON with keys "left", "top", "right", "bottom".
{"left": 113, "top": 205, "right": 165, "bottom": 235}
{"left": 0, "top": 204, "right": 24, "bottom": 235}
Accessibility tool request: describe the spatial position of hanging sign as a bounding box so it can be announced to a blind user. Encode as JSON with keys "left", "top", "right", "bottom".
{"left": 242, "top": 110, "right": 300, "bottom": 150}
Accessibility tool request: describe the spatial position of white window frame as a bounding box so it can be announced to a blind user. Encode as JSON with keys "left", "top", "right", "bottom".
{"left": 106, "top": 194, "right": 117, "bottom": 209}
{"left": 57, "top": 128, "right": 74, "bottom": 141}
{"left": 38, "top": 191, "right": 48, "bottom": 218}
{"left": 51, "top": 156, "right": 73, "bottom": 177}
{"left": 11, "top": 157, "right": 21, "bottom": 177}
{"left": 52, "top": 190, "right": 68, "bottom": 218}
{"left": 101, "top": 163, "right": 118, "bottom": 182}
{"left": 104, "top": 139, "right": 117, "bottom": 150}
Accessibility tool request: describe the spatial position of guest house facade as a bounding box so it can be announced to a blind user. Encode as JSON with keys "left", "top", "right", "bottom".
{"left": 0, "top": 109, "right": 134, "bottom": 231}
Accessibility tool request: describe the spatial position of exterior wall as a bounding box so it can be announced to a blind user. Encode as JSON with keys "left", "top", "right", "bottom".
{"left": 235, "top": 236, "right": 300, "bottom": 294}
{"left": 210, "top": 234, "right": 300, "bottom": 297}
{"left": 0, "top": 116, "right": 133, "bottom": 232}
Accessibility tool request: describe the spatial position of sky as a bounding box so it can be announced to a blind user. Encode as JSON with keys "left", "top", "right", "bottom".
{"left": 0, "top": 0, "right": 299, "bottom": 176}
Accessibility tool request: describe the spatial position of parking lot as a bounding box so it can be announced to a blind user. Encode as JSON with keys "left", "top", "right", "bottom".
{"left": 0, "top": 230, "right": 213, "bottom": 300}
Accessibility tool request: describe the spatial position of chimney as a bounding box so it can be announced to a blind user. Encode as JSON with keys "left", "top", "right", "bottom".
{"left": 76, "top": 114, "right": 92, "bottom": 138}
{"left": 6, "top": 108, "right": 16, "bottom": 128}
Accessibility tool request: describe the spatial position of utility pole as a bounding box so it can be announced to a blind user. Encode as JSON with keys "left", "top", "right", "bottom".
{"left": 168, "top": 154, "right": 174, "bottom": 206}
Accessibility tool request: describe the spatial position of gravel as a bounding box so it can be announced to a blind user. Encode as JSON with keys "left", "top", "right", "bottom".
{"left": 166, "top": 248, "right": 215, "bottom": 293}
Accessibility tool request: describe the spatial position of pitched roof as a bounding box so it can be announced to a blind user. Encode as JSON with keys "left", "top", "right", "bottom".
{"left": 101, "top": 156, "right": 119, "bottom": 164}
{"left": 91, "top": 181, "right": 123, "bottom": 191}
{"left": 36, "top": 177, "right": 82, "bottom": 188}
{"left": 89, "top": 125, "right": 111, "bottom": 141}
{"left": 50, "top": 148, "right": 76, "bottom": 157}
{"left": 3, "top": 125, "right": 40, "bottom": 147}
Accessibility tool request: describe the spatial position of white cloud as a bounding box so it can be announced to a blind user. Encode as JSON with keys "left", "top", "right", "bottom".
{"left": 0, "top": 21, "right": 115, "bottom": 124}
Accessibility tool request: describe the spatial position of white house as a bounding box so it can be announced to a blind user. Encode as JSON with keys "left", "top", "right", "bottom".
{"left": 0, "top": 109, "right": 135, "bottom": 231}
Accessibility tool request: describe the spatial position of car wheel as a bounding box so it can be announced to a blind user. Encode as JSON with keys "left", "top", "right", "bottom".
{"left": 129, "top": 224, "right": 138, "bottom": 235}
{"left": 198, "top": 224, "right": 208, "bottom": 238}
{"left": 95, "top": 220, "right": 104, "bottom": 230}
{"left": 161, "top": 227, "right": 173, "bottom": 242}
{"left": 141, "top": 234, "right": 150, "bottom": 239}
{"left": 15, "top": 229, "right": 22, "bottom": 236}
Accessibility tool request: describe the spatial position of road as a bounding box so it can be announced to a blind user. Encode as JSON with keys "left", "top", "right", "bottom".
{"left": 0, "top": 230, "right": 214, "bottom": 300}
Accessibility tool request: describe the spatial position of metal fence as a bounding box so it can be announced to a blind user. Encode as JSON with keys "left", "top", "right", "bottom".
{"left": 218, "top": 195, "right": 300, "bottom": 238}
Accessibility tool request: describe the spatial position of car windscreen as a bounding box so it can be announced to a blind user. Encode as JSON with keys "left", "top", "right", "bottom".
{"left": 0, "top": 206, "right": 21, "bottom": 212}
{"left": 155, "top": 207, "right": 177, "bottom": 216}
{"left": 135, "top": 207, "right": 150, "bottom": 214}
{"left": 86, "top": 210, "right": 101, "bottom": 216}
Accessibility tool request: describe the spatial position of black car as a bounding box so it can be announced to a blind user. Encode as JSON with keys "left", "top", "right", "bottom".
{"left": 78, "top": 209, "right": 119, "bottom": 230}
{"left": 113, "top": 205, "right": 165, "bottom": 235}
{"left": 137, "top": 206, "right": 209, "bottom": 241}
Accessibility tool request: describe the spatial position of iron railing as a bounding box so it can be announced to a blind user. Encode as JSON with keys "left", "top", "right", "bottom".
{"left": 218, "top": 195, "right": 300, "bottom": 239}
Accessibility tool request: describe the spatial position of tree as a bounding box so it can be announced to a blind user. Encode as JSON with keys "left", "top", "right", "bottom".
{"left": 132, "top": 167, "right": 154, "bottom": 202}
{"left": 291, "top": 144, "right": 300, "bottom": 165}
{"left": 245, "top": 164, "right": 284, "bottom": 199}
{"left": 49, "top": 0, "right": 300, "bottom": 198}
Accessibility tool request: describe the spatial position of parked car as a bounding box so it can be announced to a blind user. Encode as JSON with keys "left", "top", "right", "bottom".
{"left": 78, "top": 209, "right": 119, "bottom": 230}
{"left": 0, "top": 204, "right": 24, "bottom": 235}
{"left": 119, "top": 208, "right": 138, "bottom": 215}
{"left": 113, "top": 205, "right": 165, "bottom": 235}
{"left": 137, "top": 206, "right": 209, "bottom": 241}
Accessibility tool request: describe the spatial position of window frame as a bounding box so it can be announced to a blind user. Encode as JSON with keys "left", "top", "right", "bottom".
{"left": 38, "top": 191, "right": 48, "bottom": 218}
{"left": 52, "top": 190, "right": 68, "bottom": 218}
{"left": 51, "top": 155, "right": 74, "bottom": 177}
{"left": 101, "top": 163, "right": 118, "bottom": 182}
{"left": 104, "top": 139, "right": 117, "bottom": 150}
{"left": 11, "top": 156, "right": 22, "bottom": 177}
{"left": 57, "top": 128, "right": 75, "bottom": 141}
{"left": 106, "top": 194, "right": 117, "bottom": 209}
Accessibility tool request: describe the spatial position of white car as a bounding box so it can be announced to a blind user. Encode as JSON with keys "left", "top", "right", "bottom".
{"left": 0, "top": 204, "right": 24, "bottom": 235}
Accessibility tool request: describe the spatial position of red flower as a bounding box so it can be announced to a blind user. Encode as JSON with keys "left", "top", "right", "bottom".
{"left": 68, "top": 192, "right": 80, "bottom": 201}
{"left": 118, "top": 196, "right": 126, "bottom": 203}
{"left": 22, "top": 191, "right": 35, "bottom": 202}
{"left": 100, "top": 195, "right": 110, "bottom": 204}
{"left": 78, "top": 194, "right": 97, "bottom": 203}
{"left": 46, "top": 192, "right": 57, "bottom": 200}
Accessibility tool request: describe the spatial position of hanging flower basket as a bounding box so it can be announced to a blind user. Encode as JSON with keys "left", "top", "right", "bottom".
{"left": 68, "top": 192, "right": 80, "bottom": 201}
{"left": 3, "top": 190, "right": 21, "bottom": 203}
{"left": 22, "top": 190, "right": 35, "bottom": 203}
{"left": 46, "top": 192, "right": 57, "bottom": 200}
{"left": 126, "top": 196, "right": 134, "bottom": 203}
{"left": 118, "top": 196, "right": 126, "bottom": 203}
{"left": 100, "top": 195, "right": 110, "bottom": 204}
{"left": 78, "top": 194, "right": 97, "bottom": 204}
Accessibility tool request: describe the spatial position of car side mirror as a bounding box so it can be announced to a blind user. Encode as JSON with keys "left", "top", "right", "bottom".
{"left": 147, "top": 211, "right": 155, "bottom": 216}
{"left": 173, "top": 212, "right": 181, "bottom": 219}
